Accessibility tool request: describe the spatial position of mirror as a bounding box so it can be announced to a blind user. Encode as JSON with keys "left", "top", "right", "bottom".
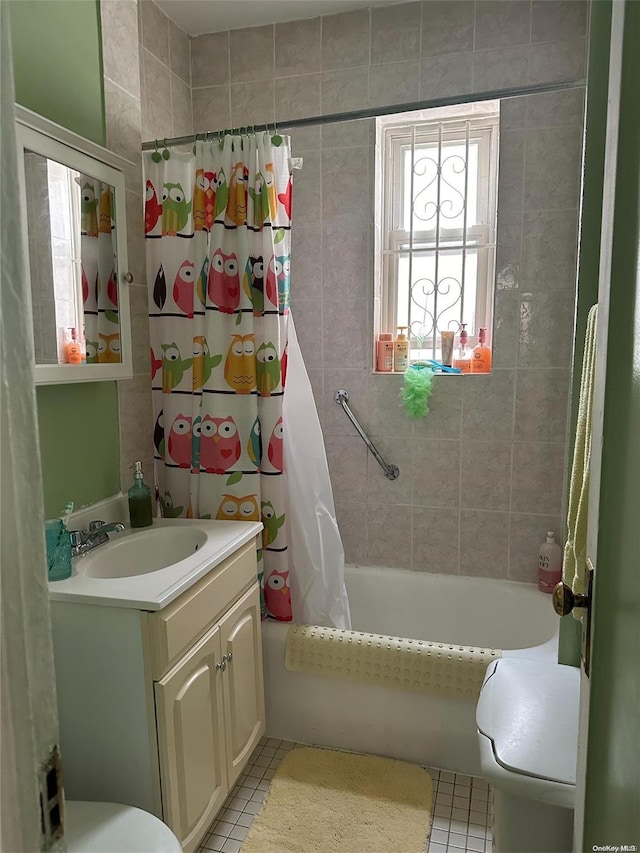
{"left": 16, "top": 106, "right": 133, "bottom": 384}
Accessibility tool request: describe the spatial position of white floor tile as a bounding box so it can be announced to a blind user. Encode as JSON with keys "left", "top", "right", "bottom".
{"left": 228, "top": 824, "right": 249, "bottom": 842}
{"left": 195, "top": 745, "right": 496, "bottom": 853}
{"left": 430, "top": 828, "right": 449, "bottom": 845}
{"left": 447, "top": 831, "right": 467, "bottom": 848}
{"left": 451, "top": 807, "right": 469, "bottom": 822}
{"left": 212, "top": 820, "right": 234, "bottom": 837}
{"left": 468, "top": 821, "right": 487, "bottom": 838}
{"left": 242, "top": 799, "right": 263, "bottom": 815}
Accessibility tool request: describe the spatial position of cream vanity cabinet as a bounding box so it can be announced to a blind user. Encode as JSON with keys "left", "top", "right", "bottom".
{"left": 50, "top": 538, "right": 265, "bottom": 853}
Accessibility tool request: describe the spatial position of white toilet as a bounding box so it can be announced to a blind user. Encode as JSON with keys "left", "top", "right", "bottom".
{"left": 64, "top": 801, "right": 182, "bottom": 852}
{"left": 476, "top": 657, "right": 580, "bottom": 853}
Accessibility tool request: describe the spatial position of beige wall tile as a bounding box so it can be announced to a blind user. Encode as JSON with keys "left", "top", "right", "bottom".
{"left": 460, "top": 510, "right": 510, "bottom": 578}
{"left": 412, "top": 439, "right": 461, "bottom": 508}
{"left": 420, "top": 1, "right": 474, "bottom": 57}
{"left": 275, "top": 74, "right": 321, "bottom": 122}
{"left": 101, "top": 0, "right": 140, "bottom": 97}
{"left": 230, "top": 25, "right": 274, "bottom": 84}
{"left": 231, "top": 80, "right": 275, "bottom": 127}
{"left": 192, "top": 85, "right": 231, "bottom": 133}
{"left": 413, "top": 507, "right": 460, "bottom": 573}
{"left": 335, "top": 501, "right": 367, "bottom": 564}
{"left": 461, "top": 441, "right": 512, "bottom": 511}
{"left": 275, "top": 17, "right": 321, "bottom": 77}
{"left": 191, "top": 32, "right": 229, "bottom": 87}
{"left": 474, "top": 1, "right": 531, "bottom": 51}
{"left": 168, "top": 19, "right": 190, "bottom": 85}
{"left": 511, "top": 442, "right": 567, "bottom": 515}
{"left": 141, "top": 48, "right": 172, "bottom": 141}
{"left": 322, "top": 9, "right": 370, "bottom": 71}
{"left": 140, "top": 0, "right": 169, "bottom": 66}
{"left": 367, "top": 503, "right": 412, "bottom": 569}
{"left": 371, "top": 4, "right": 421, "bottom": 65}
{"left": 171, "top": 73, "right": 193, "bottom": 137}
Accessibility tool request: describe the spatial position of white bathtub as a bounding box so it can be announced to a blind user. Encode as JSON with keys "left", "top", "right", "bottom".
{"left": 262, "top": 565, "right": 559, "bottom": 776}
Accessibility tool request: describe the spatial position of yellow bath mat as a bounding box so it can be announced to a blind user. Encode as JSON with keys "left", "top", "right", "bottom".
{"left": 241, "top": 746, "right": 433, "bottom": 853}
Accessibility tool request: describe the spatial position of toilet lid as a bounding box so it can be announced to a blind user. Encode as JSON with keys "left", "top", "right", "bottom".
{"left": 64, "top": 801, "right": 182, "bottom": 852}
{"left": 476, "top": 658, "right": 579, "bottom": 785}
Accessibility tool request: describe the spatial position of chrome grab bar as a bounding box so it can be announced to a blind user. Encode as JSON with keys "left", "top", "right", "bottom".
{"left": 335, "top": 389, "right": 400, "bottom": 481}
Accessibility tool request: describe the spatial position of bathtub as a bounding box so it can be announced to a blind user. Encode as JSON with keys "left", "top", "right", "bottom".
{"left": 262, "top": 565, "right": 559, "bottom": 776}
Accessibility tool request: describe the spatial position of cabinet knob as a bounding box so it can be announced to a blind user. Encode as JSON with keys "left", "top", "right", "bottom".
{"left": 223, "top": 653, "right": 233, "bottom": 664}
{"left": 216, "top": 660, "right": 226, "bottom": 672}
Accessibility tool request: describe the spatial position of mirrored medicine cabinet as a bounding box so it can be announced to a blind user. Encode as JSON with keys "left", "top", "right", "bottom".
{"left": 15, "top": 105, "right": 134, "bottom": 385}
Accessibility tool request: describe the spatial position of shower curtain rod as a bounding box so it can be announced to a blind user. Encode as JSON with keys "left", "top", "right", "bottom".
{"left": 141, "top": 78, "right": 583, "bottom": 151}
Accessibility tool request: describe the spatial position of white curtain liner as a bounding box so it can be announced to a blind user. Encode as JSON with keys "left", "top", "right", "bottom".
{"left": 283, "top": 314, "right": 351, "bottom": 630}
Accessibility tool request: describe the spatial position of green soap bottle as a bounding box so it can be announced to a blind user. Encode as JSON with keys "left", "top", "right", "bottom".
{"left": 128, "top": 461, "right": 153, "bottom": 528}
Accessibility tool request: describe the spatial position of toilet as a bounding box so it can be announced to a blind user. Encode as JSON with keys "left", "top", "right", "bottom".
{"left": 64, "top": 801, "right": 182, "bottom": 852}
{"left": 476, "top": 658, "right": 580, "bottom": 853}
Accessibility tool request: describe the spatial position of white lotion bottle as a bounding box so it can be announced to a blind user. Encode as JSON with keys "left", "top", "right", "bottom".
{"left": 538, "top": 530, "right": 562, "bottom": 593}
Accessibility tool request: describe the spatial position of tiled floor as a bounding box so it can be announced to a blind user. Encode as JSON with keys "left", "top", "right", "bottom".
{"left": 196, "top": 737, "right": 493, "bottom": 853}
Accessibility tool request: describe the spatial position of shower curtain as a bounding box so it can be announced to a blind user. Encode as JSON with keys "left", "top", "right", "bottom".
{"left": 79, "top": 176, "right": 120, "bottom": 363}
{"left": 144, "top": 133, "right": 349, "bottom": 628}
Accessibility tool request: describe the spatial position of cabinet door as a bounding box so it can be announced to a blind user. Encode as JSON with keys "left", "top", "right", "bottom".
{"left": 219, "top": 584, "right": 266, "bottom": 788}
{"left": 155, "top": 624, "right": 227, "bottom": 853}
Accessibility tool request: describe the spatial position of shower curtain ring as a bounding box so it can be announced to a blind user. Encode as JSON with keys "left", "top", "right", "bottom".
{"left": 151, "top": 139, "right": 162, "bottom": 163}
{"left": 161, "top": 139, "right": 170, "bottom": 160}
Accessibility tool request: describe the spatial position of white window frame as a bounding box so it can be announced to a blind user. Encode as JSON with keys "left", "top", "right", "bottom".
{"left": 376, "top": 106, "right": 500, "bottom": 364}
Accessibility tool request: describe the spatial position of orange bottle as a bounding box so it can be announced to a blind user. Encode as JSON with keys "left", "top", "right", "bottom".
{"left": 66, "top": 328, "right": 83, "bottom": 364}
{"left": 471, "top": 327, "right": 492, "bottom": 373}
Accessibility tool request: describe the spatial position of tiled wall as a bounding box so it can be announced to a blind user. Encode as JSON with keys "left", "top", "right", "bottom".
{"left": 100, "top": 0, "right": 192, "bottom": 488}
{"left": 188, "top": 0, "right": 588, "bottom": 582}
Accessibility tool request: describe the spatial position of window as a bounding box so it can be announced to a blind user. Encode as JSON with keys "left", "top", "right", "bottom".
{"left": 376, "top": 103, "right": 499, "bottom": 365}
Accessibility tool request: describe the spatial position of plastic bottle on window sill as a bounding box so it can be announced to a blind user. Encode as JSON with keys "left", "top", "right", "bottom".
{"left": 376, "top": 333, "right": 394, "bottom": 372}
{"left": 394, "top": 327, "right": 409, "bottom": 372}
{"left": 65, "top": 328, "right": 83, "bottom": 365}
{"left": 471, "top": 327, "right": 492, "bottom": 373}
{"left": 452, "top": 324, "right": 472, "bottom": 373}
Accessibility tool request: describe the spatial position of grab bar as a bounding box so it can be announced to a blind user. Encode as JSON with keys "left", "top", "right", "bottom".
{"left": 335, "top": 389, "right": 400, "bottom": 480}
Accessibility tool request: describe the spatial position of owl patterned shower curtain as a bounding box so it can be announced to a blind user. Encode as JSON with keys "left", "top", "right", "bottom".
{"left": 80, "top": 176, "right": 120, "bottom": 363}
{"left": 144, "top": 133, "right": 293, "bottom": 621}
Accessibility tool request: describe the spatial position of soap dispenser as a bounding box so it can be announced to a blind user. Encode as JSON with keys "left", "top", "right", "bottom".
{"left": 394, "top": 326, "right": 410, "bottom": 372}
{"left": 452, "top": 324, "right": 472, "bottom": 373}
{"left": 128, "top": 461, "right": 153, "bottom": 528}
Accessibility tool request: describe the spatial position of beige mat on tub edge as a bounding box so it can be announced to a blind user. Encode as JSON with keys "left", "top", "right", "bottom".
{"left": 242, "top": 746, "right": 433, "bottom": 853}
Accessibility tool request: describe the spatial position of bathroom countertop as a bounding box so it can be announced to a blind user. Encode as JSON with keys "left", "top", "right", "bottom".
{"left": 48, "top": 518, "right": 262, "bottom": 611}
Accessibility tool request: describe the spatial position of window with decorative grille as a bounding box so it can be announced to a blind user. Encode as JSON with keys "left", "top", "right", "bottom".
{"left": 376, "top": 104, "right": 500, "bottom": 366}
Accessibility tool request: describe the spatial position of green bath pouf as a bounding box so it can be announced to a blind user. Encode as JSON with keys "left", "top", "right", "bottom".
{"left": 400, "top": 364, "right": 434, "bottom": 418}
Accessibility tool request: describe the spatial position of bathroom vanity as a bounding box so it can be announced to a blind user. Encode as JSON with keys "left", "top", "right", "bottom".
{"left": 49, "top": 519, "right": 264, "bottom": 853}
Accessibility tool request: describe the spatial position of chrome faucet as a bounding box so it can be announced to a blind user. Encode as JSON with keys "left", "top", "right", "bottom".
{"left": 70, "top": 520, "right": 126, "bottom": 557}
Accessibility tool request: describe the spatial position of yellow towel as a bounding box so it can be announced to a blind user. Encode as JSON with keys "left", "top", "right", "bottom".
{"left": 563, "top": 304, "right": 597, "bottom": 618}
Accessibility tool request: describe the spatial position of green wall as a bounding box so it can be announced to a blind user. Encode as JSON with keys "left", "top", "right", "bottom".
{"left": 9, "top": 0, "right": 121, "bottom": 516}
{"left": 37, "top": 383, "right": 120, "bottom": 514}
{"left": 558, "top": 0, "right": 612, "bottom": 667}
{"left": 9, "top": 0, "right": 105, "bottom": 145}
{"left": 584, "top": 0, "right": 640, "bottom": 840}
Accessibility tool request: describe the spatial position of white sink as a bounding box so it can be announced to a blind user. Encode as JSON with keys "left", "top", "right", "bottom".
{"left": 48, "top": 518, "right": 263, "bottom": 610}
{"left": 80, "top": 526, "right": 208, "bottom": 579}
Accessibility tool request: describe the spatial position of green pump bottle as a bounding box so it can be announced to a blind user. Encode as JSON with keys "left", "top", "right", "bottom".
{"left": 128, "top": 461, "right": 153, "bottom": 528}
